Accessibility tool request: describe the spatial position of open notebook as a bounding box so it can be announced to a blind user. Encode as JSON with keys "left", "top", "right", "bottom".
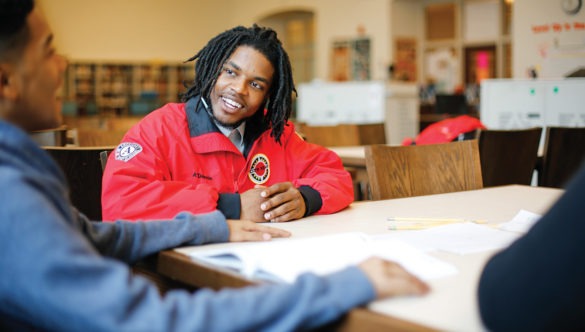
{"left": 175, "top": 232, "right": 457, "bottom": 284}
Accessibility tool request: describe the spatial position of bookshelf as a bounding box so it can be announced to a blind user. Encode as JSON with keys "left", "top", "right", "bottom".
{"left": 63, "top": 61, "right": 193, "bottom": 116}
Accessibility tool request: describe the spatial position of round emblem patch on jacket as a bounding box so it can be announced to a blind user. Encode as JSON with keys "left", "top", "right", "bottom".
{"left": 115, "top": 142, "right": 143, "bottom": 162}
{"left": 249, "top": 153, "right": 270, "bottom": 184}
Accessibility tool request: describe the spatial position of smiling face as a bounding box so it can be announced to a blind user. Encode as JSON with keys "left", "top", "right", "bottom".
{"left": 0, "top": 8, "right": 67, "bottom": 131}
{"left": 208, "top": 45, "right": 274, "bottom": 129}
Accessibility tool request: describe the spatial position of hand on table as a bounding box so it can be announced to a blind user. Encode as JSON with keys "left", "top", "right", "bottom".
{"left": 240, "top": 187, "right": 269, "bottom": 222}
{"left": 259, "top": 182, "right": 306, "bottom": 222}
{"left": 240, "top": 182, "right": 307, "bottom": 223}
{"left": 226, "top": 219, "right": 291, "bottom": 242}
{"left": 358, "top": 257, "right": 430, "bottom": 299}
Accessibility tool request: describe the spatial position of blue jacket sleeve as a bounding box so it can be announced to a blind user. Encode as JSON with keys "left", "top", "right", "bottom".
{"left": 77, "top": 210, "right": 229, "bottom": 263}
{"left": 478, "top": 164, "right": 585, "bottom": 331}
{"left": 0, "top": 163, "right": 376, "bottom": 331}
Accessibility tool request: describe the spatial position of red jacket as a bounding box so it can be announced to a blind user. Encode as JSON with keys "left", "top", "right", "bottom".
{"left": 402, "top": 115, "right": 486, "bottom": 146}
{"left": 102, "top": 97, "right": 354, "bottom": 221}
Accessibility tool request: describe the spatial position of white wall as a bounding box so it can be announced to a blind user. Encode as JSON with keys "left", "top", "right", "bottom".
{"left": 39, "top": 1, "right": 583, "bottom": 82}
{"left": 513, "top": 0, "right": 585, "bottom": 78}
{"left": 37, "top": 0, "right": 231, "bottom": 62}
{"left": 392, "top": 0, "right": 424, "bottom": 82}
{"left": 218, "top": 0, "right": 393, "bottom": 81}
{"left": 38, "top": 0, "right": 394, "bottom": 80}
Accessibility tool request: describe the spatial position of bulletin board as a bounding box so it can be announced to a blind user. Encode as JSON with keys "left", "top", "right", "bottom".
{"left": 394, "top": 37, "right": 417, "bottom": 82}
{"left": 330, "top": 38, "right": 371, "bottom": 81}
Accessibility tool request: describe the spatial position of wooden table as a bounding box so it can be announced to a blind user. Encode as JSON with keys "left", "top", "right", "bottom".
{"left": 157, "top": 185, "right": 563, "bottom": 331}
{"left": 328, "top": 145, "right": 367, "bottom": 167}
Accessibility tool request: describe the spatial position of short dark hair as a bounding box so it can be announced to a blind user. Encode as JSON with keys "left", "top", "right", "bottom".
{"left": 182, "top": 24, "right": 296, "bottom": 144}
{"left": 0, "top": 0, "right": 34, "bottom": 61}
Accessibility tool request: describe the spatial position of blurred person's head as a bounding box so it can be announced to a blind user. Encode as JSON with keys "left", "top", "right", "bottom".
{"left": 0, "top": 0, "right": 67, "bottom": 131}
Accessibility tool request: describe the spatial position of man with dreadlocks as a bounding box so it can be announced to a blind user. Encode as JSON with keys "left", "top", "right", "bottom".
{"left": 101, "top": 25, "right": 354, "bottom": 222}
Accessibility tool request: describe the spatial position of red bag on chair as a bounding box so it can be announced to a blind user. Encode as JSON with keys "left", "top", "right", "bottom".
{"left": 402, "top": 115, "right": 486, "bottom": 146}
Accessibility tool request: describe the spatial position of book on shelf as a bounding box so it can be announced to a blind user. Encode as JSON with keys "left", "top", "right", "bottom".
{"left": 175, "top": 232, "right": 457, "bottom": 284}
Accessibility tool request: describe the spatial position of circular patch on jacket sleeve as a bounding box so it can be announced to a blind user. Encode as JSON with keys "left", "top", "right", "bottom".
{"left": 115, "top": 142, "right": 143, "bottom": 162}
{"left": 248, "top": 153, "right": 270, "bottom": 184}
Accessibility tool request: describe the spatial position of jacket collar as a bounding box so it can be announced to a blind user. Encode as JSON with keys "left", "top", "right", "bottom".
{"left": 185, "top": 95, "right": 270, "bottom": 157}
{"left": 185, "top": 96, "right": 219, "bottom": 138}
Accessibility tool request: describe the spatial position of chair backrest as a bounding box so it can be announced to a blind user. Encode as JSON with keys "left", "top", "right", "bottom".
{"left": 44, "top": 146, "right": 115, "bottom": 220}
{"left": 540, "top": 127, "right": 585, "bottom": 188}
{"left": 365, "top": 140, "right": 483, "bottom": 200}
{"left": 298, "top": 123, "right": 386, "bottom": 147}
{"left": 355, "top": 123, "right": 387, "bottom": 145}
{"left": 76, "top": 129, "right": 127, "bottom": 146}
{"left": 477, "top": 127, "right": 542, "bottom": 187}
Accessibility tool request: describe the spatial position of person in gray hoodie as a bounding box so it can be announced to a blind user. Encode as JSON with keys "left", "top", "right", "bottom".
{"left": 0, "top": 1, "right": 429, "bottom": 330}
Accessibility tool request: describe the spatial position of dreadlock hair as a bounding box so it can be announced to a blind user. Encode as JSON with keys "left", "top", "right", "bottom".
{"left": 0, "top": 0, "right": 34, "bottom": 62}
{"left": 182, "top": 24, "right": 296, "bottom": 144}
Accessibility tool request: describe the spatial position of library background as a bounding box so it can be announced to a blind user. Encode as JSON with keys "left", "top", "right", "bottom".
{"left": 35, "top": 0, "right": 584, "bottom": 149}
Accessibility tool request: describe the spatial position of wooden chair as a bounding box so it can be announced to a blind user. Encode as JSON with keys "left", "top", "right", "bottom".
{"left": 540, "top": 127, "right": 585, "bottom": 188}
{"left": 298, "top": 123, "right": 386, "bottom": 147}
{"left": 44, "top": 146, "right": 115, "bottom": 220}
{"left": 477, "top": 127, "right": 542, "bottom": 187}
{"left": 355, "top": 123, "right": 387, "bottom": 145}
{"left": 45, "top": 146, "right": 184, "bottom": 294}
{"left": 365, "top": 140, "right": 483, "bottom": 200}
{"left": 30, "top": 125, "right": 69, "bottom": 146}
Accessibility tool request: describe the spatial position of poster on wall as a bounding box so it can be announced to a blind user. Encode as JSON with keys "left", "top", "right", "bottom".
{"left": 425, "top": 47, "right": 460, "bottom": 93}
{"left": 330, "top": 38, "right": 371, "bottom": 81}
{"left": 331, "top": 40, "right": 351, "bottom": 81}
{"left": 351, "top": 38, "right": 371, "bottom": 80}
{"left": 394, "top": 37, "right": 417, "bottom": 82}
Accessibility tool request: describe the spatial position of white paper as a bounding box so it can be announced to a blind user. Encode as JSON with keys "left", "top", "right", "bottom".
{"left": 387, "top": 223, "right": 520, "bottom": 255}
{"left": 180, "top": 232, "right": 457, "bottom": 283}
{"left": 498, "top": 209, "right": 542, "bottom": 234}
{"left": 368, "top": 238, "right": 458, "bottom": 279}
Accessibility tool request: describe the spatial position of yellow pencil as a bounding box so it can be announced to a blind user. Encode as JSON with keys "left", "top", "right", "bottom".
{"left": 389, "top": 224, "right": 445, "bottom": 230}
{"left": 387, "top": 217, "right": 487, "bottom": 230}
{"left": 387, "top": 217, "right": 486, "bottom": 223}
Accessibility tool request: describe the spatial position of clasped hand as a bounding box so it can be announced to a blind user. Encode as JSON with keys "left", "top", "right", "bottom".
{"left": 240, "top": 182, "right": 306, "bottom": 223}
